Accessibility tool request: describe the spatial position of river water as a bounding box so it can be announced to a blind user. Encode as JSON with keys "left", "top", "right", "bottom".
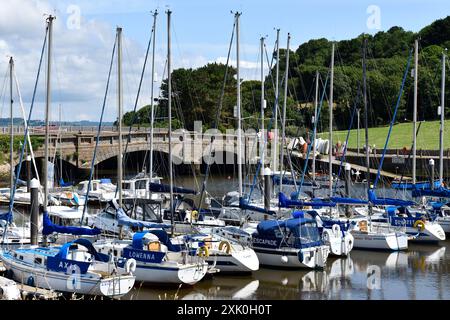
{"left": 2, "top": 174, "right": 450, "bottom": 300}
{"left": 124, "top": 242, "right": 450, "bottom": 300}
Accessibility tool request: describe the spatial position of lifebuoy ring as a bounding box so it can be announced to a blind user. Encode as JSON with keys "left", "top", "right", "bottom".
{"left": 218, "top": 240, "right": 231, "bottom": 254}
{"left": 413, "top": 220, "right": 425, "bottom": 232}
{"left": 197, "top": 245, "right": 209, "bottom": 258}
{"left": 125, "top": 258, "right": 137, "bottom": 273}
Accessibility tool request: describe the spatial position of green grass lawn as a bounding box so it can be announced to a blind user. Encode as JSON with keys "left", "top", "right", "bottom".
{"left": 317, "top": 120, "right": 450, "bottom": 150}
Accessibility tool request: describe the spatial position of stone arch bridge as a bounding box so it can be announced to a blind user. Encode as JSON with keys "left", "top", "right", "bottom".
{"left": 9, "top": 127, "right": 264, "bottom": 170}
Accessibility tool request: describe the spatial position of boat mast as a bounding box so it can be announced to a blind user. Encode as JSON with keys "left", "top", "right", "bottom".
{"left": 328, "top": 42, "right": 335, "bottom": 197}
{"left": 44, "top": 15, "right": 54, "bottom": 214}
{"left": 9, "top": 57, "right": 14, "bottom": 196}
{"left": 235, "top": 12, "right": 243, "bottom": 197}
{"left": 312, "top": 70, "right": 319, "bottom": 184}
{"left": 279, "top": 33, "right": 290, "bottom": 193}
{"left": 412, "top": 39, "right": 418, "bottom": 185}
{"left": 149, "top": 10, "right": 158, "bottom": 180}
{"left": 260, "top": 36, "right": 265, "bottom": 173}
{"left": 167, "top": 9, "right": 175, "bottom": 233}
{"left": 439, "top": 50, "right": 446, "bottom": 185}
{"left": 272, "top": 28, "right": 280, "bottom": 186}
{"left": 117, "top": 27, "right": 123, "bottom": 207}
{"left": 363, "top": 38, "right": 372, "bottom": 224}
{"left": 59, "top": 104, "right": 62, "bottom": 184}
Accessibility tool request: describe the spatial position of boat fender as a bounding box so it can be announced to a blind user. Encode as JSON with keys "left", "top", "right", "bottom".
{"left": 413, "top": 220, "right": 425, "bottom": 232}
{"left": 281, "top": 255, "right": 288, "bottom": 264}
{"left": 218, "top": 240, "right": 231, "bottom": 254}
{"left": 332, "top": 224, "right": 341, "bottom": 237}
{"left": 125, "top": 258, "right": 137, "bottom": 273}
{"left": 197, "top": 245, "right": 209, "bottom": 258}
{"left": 191, "top": 210, "right": 199, "bottom": 221}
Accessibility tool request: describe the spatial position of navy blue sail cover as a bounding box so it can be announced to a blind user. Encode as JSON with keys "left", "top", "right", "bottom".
{"left": 147, "top": 229, "right": 185, "bottom": 252}
{"left": 149, "top": 183, "right": 197, "bottom": 195}
{"left": 42, "top": 212, "right": 102, "bottom": 236}
{"left": 412, "top": 187, "right": 450, "bottom": 198}
{"left": 255, "top": 218, "right": 322, "bottom": 248}
{"left": 330, "top": 197, "right": 369, "bottom": 205}
{"left": 392, "top": 180, "right": 441, "bottom": 190}
{"left": 0, "top": 211, "right": 12, "bottom": 222}
{"left": 368, "top": 189, "right": 415, "bottom": 206}
{"left": 47, "top": 238, "right": 110, "bottom": 274}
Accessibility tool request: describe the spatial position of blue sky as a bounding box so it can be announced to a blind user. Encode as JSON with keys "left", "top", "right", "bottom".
{"left": 0, "top": 0, "right": 449, "bottom": 122}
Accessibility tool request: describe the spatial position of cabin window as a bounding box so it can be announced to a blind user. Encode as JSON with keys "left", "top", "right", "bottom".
{"left": 122, "top": 183, "right": 131, "bottom": 189}
{"left": 13, "top": 253, "right": 17, "bottom": 258}
{"left": 136, "top": 180, "right": 147, "bottom": 189}
{"left": 19, "top": 255, "right": 23, "bottom": 260}
{"left": 34, "top": 257, "right": 42, "bottom": 264}
{"left": 297, "top": 223, "right": 321, "bottom": 244}
{"left": 113, "top": 249, "right": 118, "bottom": 257}
{"left": 77, "top": 184, "right": 84, "bottom": 192}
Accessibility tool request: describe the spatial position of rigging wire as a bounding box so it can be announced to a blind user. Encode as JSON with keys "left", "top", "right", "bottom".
{"left": 2, "top": 26, "right": 48, "bottom": 243}
{"left": 80, "top": 36, "right": 117, "bottom": 225}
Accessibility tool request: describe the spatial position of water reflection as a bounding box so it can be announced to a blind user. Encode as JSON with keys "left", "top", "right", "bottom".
{"left": 125, "top": 241, "right": 450, "bottom": 300}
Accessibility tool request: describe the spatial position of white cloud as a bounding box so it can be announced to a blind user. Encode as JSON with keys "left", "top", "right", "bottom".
{"left": 0, "top": 0, "right": 260, "bottom": 122}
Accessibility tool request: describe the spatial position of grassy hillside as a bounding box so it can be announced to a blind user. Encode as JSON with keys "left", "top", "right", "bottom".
{"left": 318, "top": 120, "right": 450, "bottom": 150}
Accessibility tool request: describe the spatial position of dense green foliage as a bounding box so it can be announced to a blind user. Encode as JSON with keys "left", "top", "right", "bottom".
{"left": 122, "top": 16, "right": 450, "bottom": 135}
{"left": 0, "top": 135, "right": 45, "bottom": 163}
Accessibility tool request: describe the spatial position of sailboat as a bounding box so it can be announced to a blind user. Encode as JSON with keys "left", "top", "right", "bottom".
{"left": 359, "top": 40, "right": 445, "bottom": 244}
{"left": 94, "top": 229, "right": 209, "bottom": 285}
{"left": 1, "top": 237, "right": 136, "bottom": 297}
{"left": 308, "top": 39, "right": 410, "bottom": 251}
{"left": 90, "top": 12, "right": 211, "bottom": 284}
{"left": 251, "top": 214, "right": 330, "bottom": 269}
{"left": 0, "top": 16, "right": 136, "bottom": 298}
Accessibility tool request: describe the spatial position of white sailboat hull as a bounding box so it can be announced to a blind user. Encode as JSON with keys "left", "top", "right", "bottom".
{"left": 351, "top": 230, "right": 408, "bottom": 250}
{"left": 1, "top": 255, "right": 135, "bottom": 298}
{"left": 253, "top": 246, "right": 329, "bottom": 269}
{"left": 436, "top": 216, "right": 450, "bottom": 233}
{"left": 207, "top": 248, "right": 259, "bottom": 273}
{"left": 133, "top": 261, "right": 208, "bottom": 285}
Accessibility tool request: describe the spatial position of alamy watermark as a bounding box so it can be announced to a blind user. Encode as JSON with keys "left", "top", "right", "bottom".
{"left": 66, "top": 4, "right": 81, "bottom": 30}
{"left": 367, "top": 5, "right": 381, "bottom": 31}
{"left": 166, "top": 121, "right": 278, "bottom": 166}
